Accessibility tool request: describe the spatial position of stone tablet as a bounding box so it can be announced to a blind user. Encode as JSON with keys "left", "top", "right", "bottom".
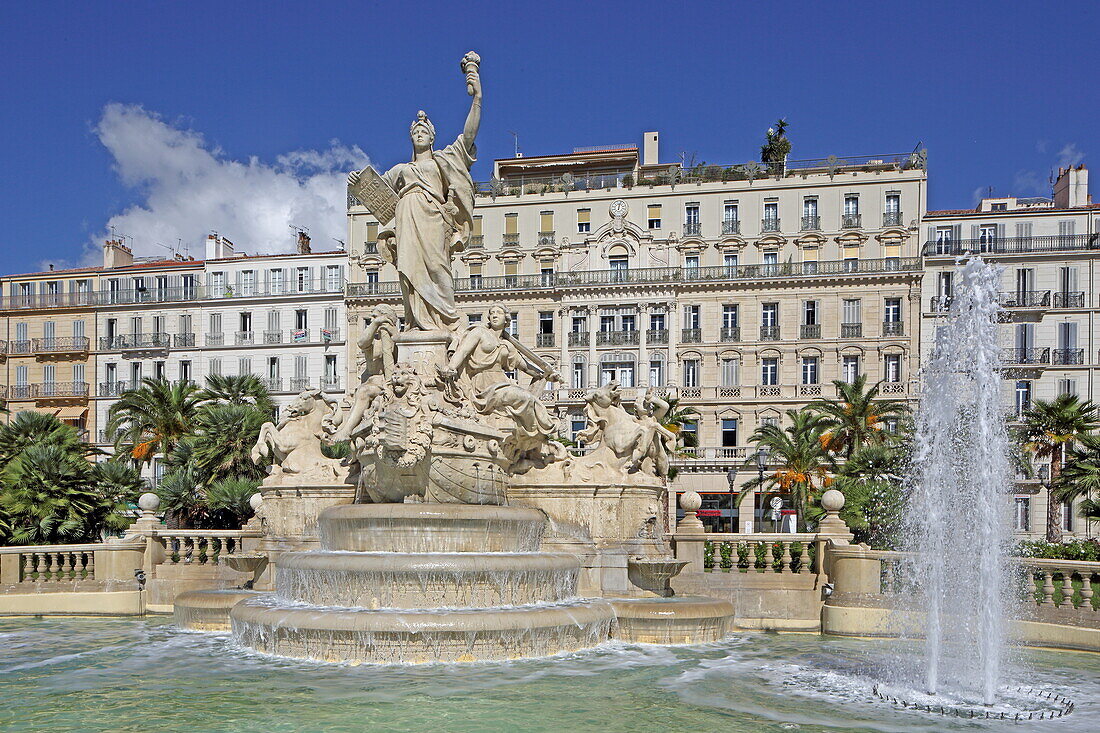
{"left": 349, "top": 164, "right": 398, "bottom": 225}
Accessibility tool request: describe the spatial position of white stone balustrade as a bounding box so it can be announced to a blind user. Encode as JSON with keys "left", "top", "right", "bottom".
{"left": 152, "top": 530, "right": 263, "bottom": 566}
{"left": 0, "top": 541, "right": 145, "bottom": 587}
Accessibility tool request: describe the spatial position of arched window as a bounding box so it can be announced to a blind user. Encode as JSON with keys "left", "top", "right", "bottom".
{"left": 571, "top": 354, "right": 586, "bottom": 389}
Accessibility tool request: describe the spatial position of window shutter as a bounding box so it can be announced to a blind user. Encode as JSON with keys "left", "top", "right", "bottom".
{"left": 971, "top": 224, "right": 980, "bottom": 239}
{"left": 540, "top": 212, "right": 553, "bottom": 232}
{"left": 926, "top": 225, "right": 935, "bottom": 243}
{"left": 505, "top": 214, "right": 518, "bottom": 235}
{"left": 884, "top": 244, "right": 901, "bottom": 258}
{"left": 952, "top": 224, "right": 962, "bottom": 242}
{"left": 472, "top": 216, "right": 483, "bottom": 236}
{"left": 577, "top": 209, "right": 590, "bottom": 225}
{"left": 802, "top": 247, "right": 818, "bottom": 262}
{"left": 843, "top": 245, "right": 860, "bottom": 259}
{"left": 997, "top": 223, "right": 1006, "bottom": 239}
{"left": 647, "top": 204, "right": 661, "bottom": 219}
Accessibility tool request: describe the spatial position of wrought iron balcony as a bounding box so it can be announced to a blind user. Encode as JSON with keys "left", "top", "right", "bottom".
{"left": 9, "top": 384, "right": 34, "bottom": 399}
{"left": 596, "top": 330, "right": 639, "bottom": 346}
{"left": 760, "top": 325, "right": 780, "bottom": 341}
{"left": 841, "top": 323, "right": 863, "bottom": 338}
{"left": 503, "top": 233, "right": 520, "bottom": 245}
{"left": 320, "top": 376, "right": 341, "bottom": 391}
{"left": 799, "top": 324, "right": 821, "bottom": 339}
{"left": 800, "top": 215, "right": 820, "bottom": 231}
{"left": 33, "top": 337, "right": 89, "bottom": 354}
{"left": 9, "top": 340, "right": 33, "bottom": 355}
{"left": 538, "top": 231, "right": 556, "bottom": 246}
{"left": 1000, "top": 290, "right": 1050, "bottom": 308}
{"left": 1053, "top": 348, "right": 1085, "bottom": 366}
{"left": 681, "top": 328, "right": 702, "bottom": 343}
{"left": 842, "top": 213, "right": 862, "bottom": 229}
{"left": 761, "top": 217, "right": 781, "bottom": 233}
{"left": 883, "top": 211, "right": 904, "bottom": 227}
{"left": 258, "top": 377, "right": 283, "bottom": 392}
{"left": 646, "top": 328, "right": 669, "bottom": 345}
{"left": 322, "top": 328, "right": 341, "bottom": 343}
{"left": 683, "top": 221, "right": 701, "bottom": 236}
{"left": 264, "top": 331, "right": 283, "bottom": 344}
{"left": 99, "top": 380, "right": 131, "bottom": 397}
{"left": 205, "top": 333, "right": 224, "bottom": 347}
{"left": 235, "top": 331, "right": 255, "bottom": 346}
{"left": 173, "top": 333, "right": 195, "bottom": 348}
{"left": 922, "top": 233, "right": 1097, "bottom": 257}
{"left": 467, "top": 235, "right": 484, "bottom": 249}
{"left": 536, "top": 332, "right": 555, "bottom": 348}
{"left": 35, "top": 381, "right": 89, "bottom": 399}
{"left": 100, "top": 334, "right": 170, "bottom": 351}
{"left": 722, "top": 220, "right": 740, "bottom": 235}
{"left": 290, "top": 377, "right": 313, "bottom": 391}
{"left": 1053, "top": 291, "right": 1085, "bottom": 308}
{"left": 1003, "top": 347, "right": 1050, "bottom": 365}
{"left": 346, "top": 281, "right": 401, "bottom": 297}
{"left": 363, "top": 241, "right": 378, "bottom": 254}
{"left": 882, "top": 321, "right": 904, "bottom": 337}
{"left": 929, "top": 296, "right": 953, "bottom": 312}
{"left": 568, "top": 331, "right": 589, "bottom": 347}
{"left": 720, "top": 326, "right": 740, "bottom": 342}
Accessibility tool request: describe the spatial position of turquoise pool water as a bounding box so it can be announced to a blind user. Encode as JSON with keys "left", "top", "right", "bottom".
{"left": 1, "top": 617, "right": 1097, "bottom": 732}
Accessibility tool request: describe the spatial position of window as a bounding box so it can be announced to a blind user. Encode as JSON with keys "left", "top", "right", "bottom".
{"left": 844, "top": 195, "right": 859, "bottom": 215}
{"left": 296, "top": 267, "right": 310, "bottom": 292}
{"left": 577, "top": 208, "right": 591, "bottom": 233}
{"left": 683, "top": 305, "right": 700, "bottom": 329}
{"left": 539, "top": 211, "right": 554, "bottom": 236}
{"left": 324, "top": 355, "right": 337, "bottom": 381}
{"left": 1015, "top": 380, "right": 1032, "bottom": 415}
{"left": 721, "top": 357, "right": 739, "bottom": 386}
{"left": 72, "top": 363, "right": 85, "bottom": 385}
{"left": 15, "top": 365, "right": 27, "bottom": 386}
{"left": 801, "top": 357, "right": 819, "bottom": 385}
{"left": 935, "top": 227, "right": 954, "bottom": 254}
{"left": 884, "top": 298, "right": 901, "bottom": 323}
{"left": 990, "top": 202, "right": 1007, "bottom": 212}
{"left": 684, "top": 255, "right": 699, "bottom": 272}
{"left": 885, "top": 193, "right": 900, "bottom": 213}
{"left": 572, "top": 316, "right": 587, "bottom": 333}
{"left": 571, "top": 416, "right": 588, "bottom": 444}
{"left": 1058, "top": 378, "right": 1077, "bottom": 397}
{"left": 43, "top": 364, "right": 56, "bottom": 385}
{"left": 1063, "top": 502, "right": 1074, "bottom": 533}
{"left": 761, "top": 357, "right": 779, "bottom": 386}
{"left": 295, "top": 355, "right": 308, "bottom": 379}
{"left": 723, "top": 202, "right": 738, "bottom": 230}
{"left": 600, "top": 361, "right": 635, "bottom": 387}
{"left": 682, "top": 358, "right": 700, "bottom": 387}
{"left": 1058, "top": 321, "right": 1077, "bottom": 351}
{"left": 680, "top": 420, "right": 698, "bottom": 448}
{"left": 366, "top": 269, "right": 380, "bottom": 285}
{"left": 647, "top": 204, "right": 661, "bottom": 229}
{"left": 1013, "top": 498, "right": 1030, "bottom": 532}
{"left": 842, "top": 355, "right": 860, "bottom": 383}
{"left": 468, "top": 313, "right": 482, "bottom": 326}
{"left": 179, "top": 314, "right": 192, "bottom": 336}
{"left": 763, "top": 201, "right": 778, "bottom": 222}
{"left": 884, "top": 354, "right": 902, "bottom": 382}
{"left": 978, "top": 225, "right": 997, "bottom": 251}
{"left": 803, "top": 301, "right": 818, "bottom": 325}
{"left": 538, "top": 311, "right": 554, "bottom": 334}
{"left": 723, "top": 253, "right": 738, "bottom": 270}
{"left": 761, "top": 303, "right": 778, "bottom": 328}
{"left": 154, "top": 361, "right": 166, "bottom": 380}
{"left": 241, "top": 270, "right": 256, "bottom": 296}
{"left": 504, "top": 212, "right": 518, "bottom": 237}
{"left": 105, "top": 363, "right": 117, "bottom": 385}
{"left": 129, "top": 362, "right": 142, "bottom": 384}
{"left": 722, "top": 305, "right": 738, "bottom": 329}
{"left": 649, "top": 358, "right": 664, "bottom": 387}
{"left": 468, "top": 264, "right": 482, "bottom": 288}
{"left": 842, "top": 299, "right": 861, "bottom": 325}
{"left": 295, "top": 309, "right": 308, "bottom": 330}
{"left": 541, "top": 266, "right": 555, "bottom": 286}
{"left": 649, "top": 313, "right": 665, "bottom": 331}
{"left": 572, "top": 358, "right": 586, "bottom": 388}
{"left": 1059, "top": 266, "right": 1078, "bottom": 296}
{"left": 182, "top": 274, "right": 197, "bottom": 298}
{"left": 762, "top": 251, "right": 778, "bottom": 274}
{"left": 268, "top": 356, "right": 280, "bottom": 380}
{"left": 621, "top": 314, "right": 636, "bottom": 332}
{"left": 208, "top": 358, "right": 221, "bottom": 376}
{"left": 609, "top": 256, "right": 628, "bottom": 278}
{"left": 239, "top": 312, "right": 252, "bottom": 333}
{"left": 507, "top": 312, "right": 519, "bottom": 338}
{"left": 325, "top": 265, "right": 342, "bottom": 292}
{"left": 721, "top": 419, "right": 738, "bottom": 447}
{"left": 179, "top": 361, "right": 191, "bottom": 382}
{"left": 802, "top": 197, "right": 818, "bottom": 220}
{"left": 684, "top": 204, "right": 700, "bottom": 234}
{"left": 504, "top": 261, "right": 518, "bottom": 286}
{"left": 600, "top": 314, "right": 615, "bottom": 333}
{"left": 937, "top": 272, "right": 953, "bottom": 299}
{"left": 211, "top": 272, "right": 226, "bottom": 297}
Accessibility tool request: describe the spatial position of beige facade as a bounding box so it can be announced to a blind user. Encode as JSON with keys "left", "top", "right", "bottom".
{"left": 347, "top": 134, "right": 928, "bottom": 530}
{"left": 921, "top": 165, "right": 1100, "bottom": 539}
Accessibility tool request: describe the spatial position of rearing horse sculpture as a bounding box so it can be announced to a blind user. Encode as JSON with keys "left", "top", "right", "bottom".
{"left": 251, "top": 389, "right": 346, "bottom": 485}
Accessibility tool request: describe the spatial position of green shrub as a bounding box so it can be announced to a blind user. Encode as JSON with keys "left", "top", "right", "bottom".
{"left": 703, "top": 540, "right": 715, "bottom": 570}
{"left": 719, "top": 541, "right": 734, "bottom": 570}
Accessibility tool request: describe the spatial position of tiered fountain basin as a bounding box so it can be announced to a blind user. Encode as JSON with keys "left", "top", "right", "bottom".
{"left": 229, "top": 503, "right": 618, "bottom": 663}
{"left": 609, "top": 597, "right": 734, "bottom": 644}
{"left": 174, "top": 589, "right": 263, "bottom": 631}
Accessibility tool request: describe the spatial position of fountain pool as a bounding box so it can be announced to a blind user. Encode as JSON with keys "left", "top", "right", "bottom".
{"left": 1, "top": 617, "right": 1097, "bottom": 732}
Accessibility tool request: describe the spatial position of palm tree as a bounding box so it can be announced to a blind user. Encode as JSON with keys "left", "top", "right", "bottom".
{"left": 657, "top": 397, "right": 700, "bottom": 447}
{"left": 0, "top": 411, "right": 92, "bottom": 470}
{"left": 1055, "top": 432, "right": 1100, "bottom": 536}
{"left": 106, "top": 378, "right": 203, "bottom": 464}
{"left": 1017, "top": 394, "right": 1100, "bottom": 542}
{"left": 740, "top": 409, "right": 835, "bottom": 530}
{"left": 155, "top": 466, "right": 204, "bottom": 529}
{"left": 0, "top": 444, "right": 132, "bottom": 544}
{"left": 203, "top": 477, "right": 261, "bottom": 528}
{"left": 824, "top": 442, "right": 907, "bottom": 548}
{"left": 92, "top": 460, "right": 145, "bottom": 503}
{"left": 186, "top": 403, "right": 269, "bottom": 486}
{"left": 809, "top": 375, "right": 909, "bottom": 458}
{"left": 199, "top": 374, "right": 274, "bottom": 415}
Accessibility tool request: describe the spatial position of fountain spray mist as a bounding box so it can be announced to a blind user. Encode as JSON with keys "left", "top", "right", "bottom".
{"left": 904, "top": 257, "right": 1014, "bottom": 704}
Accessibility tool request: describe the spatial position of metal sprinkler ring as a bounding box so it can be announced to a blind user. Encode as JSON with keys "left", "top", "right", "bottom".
{"left": 870, "top": 684, "right": 1074, "bottom": 721}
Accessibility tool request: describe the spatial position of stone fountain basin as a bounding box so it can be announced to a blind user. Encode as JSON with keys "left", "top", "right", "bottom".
{"left": 627, "top": 557, "right": 690, "bottom": 597}
{"left": 318, "top": 503, "right": 547, "bottom": 553}
{"left": 229, "top": 595, "right": 616, "bottom": 664}
{"left": 275, "top": 551, "right": 582, "bottom": 609}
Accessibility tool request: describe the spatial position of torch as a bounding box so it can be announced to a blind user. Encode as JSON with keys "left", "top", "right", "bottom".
{"left": 462, "top": 51, "right": 481, "bottom": 96}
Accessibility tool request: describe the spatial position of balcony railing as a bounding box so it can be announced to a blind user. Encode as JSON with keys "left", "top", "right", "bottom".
{"left": 9, "top": 384, "right": 33, "bottom": 399}
{"left": 1053, "top": 291, "right": 1085, "bottom": 309}
{"left": 800, "top": 324, "right": 821, "bottom": 339}
{"left": 206, "top": 333, "right": 224, "bottom": 347}
{"left": 0, "top": 340, "right": 6, "bottom": 356}
{"left": 503, "top": 233, "right": 519, "bottom": 246}
{"left": 800, "top": 215, "right": 820, "bottom": 231}
{"left": 883, "top": 211, "right": 903, "bottom": 227}
{"left": 1053, "top": 348, "right": 1085, "bottom": 366}
{"left": 538, "top": 231, "right": 556, "bottom": 246}
{"left": 761, "top": 217, "right": 781, "bottom": 233}
{"left": 799, "top": 384, "right": 823, "bottom": 397}
{"left": 760, "top": 325, "right": 780, "bottom": 341}
{"left": 289, "top": 377, "right": 313, "bottom": 392}
{"left": 234, "top": 331, "right": 254, "bottom": 345}
{"left": 882, "top": 321, "right": 904, "bottom": 337}
{"left": 34, "top": 381, "right": 90, "bottom": 399}
{"left": 842, "top": 213, "right": 862, "bottom": 229}
{"left": 841, "top": 323, "right": 862, "bottom": 338}
{"left": 720, "top": 326, "right": 740, "bottom": 342}
{"left": 99, "top": 334, "right": 171, "bottom": 351}
{"left": 263, "top": 330, "right": 283, "bottom": 344}
{"left": 683, "top": 222, "right": 701, "bottom": 236}
{"left": 347, "top": 281, "right": 401, "bottom": 297}
{"left": 596, "top": 330, "right": 639, "bottom": 346}
{"left": 32, "top": 337, "right": 89, "bottom": 353}
{"left": 99, "top": 381, "right": 131, "bottom": 397}
{"left": 646, "top": 328, "right": 668, "bottom": 345}
{"left": 568, "top": 332, "right": 589, "bottom": 347}
{"left": 1003, "top": 347, "right": 1050, "bottom": 365}
{"left": 923, "top": 233, "right": 1098, "bottom": 257}
{"left": 681, "top": 328, "right": 702, "bottom": 343}
{"left": 536, "top": 333, "right": 555, "bottom": 348}
{"left": 173, "top": 333, "right": 195, "bottom": 348}
{"left": 722, "top": 220, "right": 740, "bottom": 235}
{"left": 929, "top": 296, "right": 952, "bottom": 312}
{"left": 258, "top": 377, "right": 283, "bottom": 393}
{"left": 467, "top": 235, "right": 484, "bottom": 249}
{"left": 1001, "top": 290, "right": 1050, "bottom": 308}
{"left": 9, "top": 340, "right": 33, "bottom": 355}
{"left": 363, "top": 241, "right": 378, "bottom": 254}
{"left": 320, "top": 376, "right": 341, "bottom": 392}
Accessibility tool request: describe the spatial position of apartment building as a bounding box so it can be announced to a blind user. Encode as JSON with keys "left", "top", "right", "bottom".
{"left": 347, "top": 132, "right": 928, "bottom": 531}
{"left": 921, "top": 165, "right": 1100, "bottom": 539}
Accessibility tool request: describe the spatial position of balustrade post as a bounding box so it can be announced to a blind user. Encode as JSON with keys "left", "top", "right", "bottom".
{"left": 796, "top": 543, "right": 809, "bottom": 574}
{"left": 1081, "top": 573, "right": 1095, "bottom": 606}
{"left": 764, "top": 542, "right": 775, "bottom": 573}
{"left": 1060, "top": 571, "right": 1076, "bottom": 608}
{"left": 780, "top": 541, "right": 793, "bottom": 573}
{"left": 34, "top": 553, "right": 47, "bottom": 582}
{"left": 1041, "top": 571, "right": 1055, "bottom": 606}
{"left": 673, "top": 491, "right": 708, "bottom": 573}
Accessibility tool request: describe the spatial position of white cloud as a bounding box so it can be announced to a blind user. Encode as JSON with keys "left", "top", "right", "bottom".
{"left": 1012, "top": 169, "right": 1046, "bottom": 195}
{"left": 1056, "top": 142, "right": 1085, "bottom": 168}
{"left": 90, "top": 103, "right": 369, "bottom": 261}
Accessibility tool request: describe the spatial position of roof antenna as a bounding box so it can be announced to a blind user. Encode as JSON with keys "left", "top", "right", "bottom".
{"left": 508, "top": 130, "right": 521, "bottom": 158}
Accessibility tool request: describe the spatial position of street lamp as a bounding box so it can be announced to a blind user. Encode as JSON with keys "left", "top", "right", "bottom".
{"left": 756, "top": 450, "right": 767, "bottom": 530}
{"left": 726, "top": 468, "right": 738, "bottom": 533}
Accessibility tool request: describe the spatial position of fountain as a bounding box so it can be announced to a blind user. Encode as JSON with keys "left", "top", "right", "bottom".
{"left": 902, "top": 256, "right": 1014, "bottom": 704}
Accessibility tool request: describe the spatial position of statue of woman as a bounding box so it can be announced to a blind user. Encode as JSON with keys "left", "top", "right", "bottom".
{"left": 348, "top": 53, "right": 481, "bottom": 332}
{"left": 441, "top": 305, "right": 562, "bottom": 468}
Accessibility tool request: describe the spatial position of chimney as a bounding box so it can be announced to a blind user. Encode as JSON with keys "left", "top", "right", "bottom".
{"left": 1053, "top": 164, "right": 1089, "bottom": 208}
{"left": 297, "top": 230, "right": 312, "bottom": 254}
{"left": 103, "top": 239, "right": 134, "bottom": 269}
{"left": 205, "top": 234, "right": 235, "bottom": 260}
{"left": 642, "top": 131, "right": 659, "bottom": 166}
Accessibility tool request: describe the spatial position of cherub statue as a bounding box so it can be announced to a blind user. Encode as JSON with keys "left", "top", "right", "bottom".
{"left": 331, "top": 303, "right": 399, "bottom": 443}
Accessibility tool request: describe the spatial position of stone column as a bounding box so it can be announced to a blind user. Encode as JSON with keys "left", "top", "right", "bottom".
{"left": 638, "top": 303, "right": 650, "bottom": 387}
{"left": 668, "top": 300, "right": 680, "bottom": 387}
{"left": 673, "top": 491, "right": 708, "bottom": 572}
{"left": 559, "top": 306, "right": 569, "bottom": 389}
{"left": 586, "top": 305, "right": 597, "bottom": 387}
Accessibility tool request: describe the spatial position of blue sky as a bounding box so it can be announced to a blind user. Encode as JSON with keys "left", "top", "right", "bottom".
{"left": 0, "top": 0, "right": 1096, "bottom": 274}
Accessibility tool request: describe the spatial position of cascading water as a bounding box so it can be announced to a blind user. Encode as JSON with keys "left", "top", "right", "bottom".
{"left": 904, "top": 256, "right": 1014, "bottom": 704}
